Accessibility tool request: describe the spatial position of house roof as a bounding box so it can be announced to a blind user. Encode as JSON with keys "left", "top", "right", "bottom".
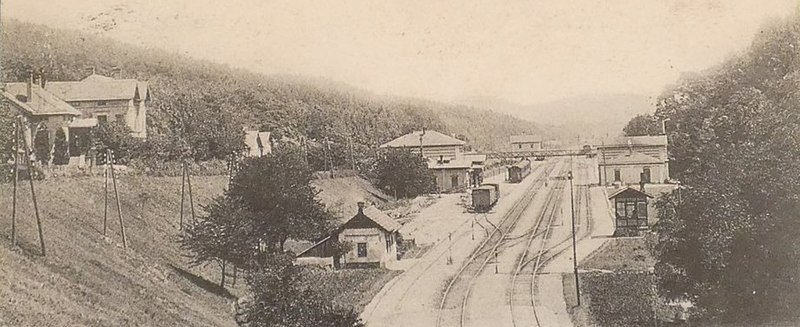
{"left": 608, "top": 187, "right": 654, "bottom": 199}
{"left": 44, "top": 74, "right": 150, "bottom": 102}
{"left": 601, "top": 151, "right": 664, "bottom": 165}
{"left": 359, "top": 206, "right": 402, "bottom": 232}
{"left": 68, "top": 118, "right": 98, "bottom": 128}
{"left": 3, "top": 83, "right": 82, "bottom": 116}
{"left": 380, "top": 130, "right": 465, "bottom": 148}
{"left": 510, "top": 134, "right": 541, "bottom": 144}
{"left": 598, "top": 135, "right": 667, "bottom": 148}
{"left": 463, "top": 153, "right": 487, "bottom": 163}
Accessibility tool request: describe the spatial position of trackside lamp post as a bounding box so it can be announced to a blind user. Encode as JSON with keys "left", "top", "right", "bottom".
{"left": 568, "top": 170, "right": 581, "bottom": 306}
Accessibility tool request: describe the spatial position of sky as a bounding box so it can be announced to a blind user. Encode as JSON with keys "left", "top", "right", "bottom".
{"left": 3, "top": 0, "right": 798, "bottom": 106}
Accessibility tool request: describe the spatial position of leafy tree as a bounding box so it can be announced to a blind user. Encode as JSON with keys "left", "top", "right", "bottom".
{"left": 182, "top": 195, "right": 256, "bottom": 271}
{"left": 33, "top": 128, "right": 50, "bottom": 165}
{"left": 94, "top": 122, "right": 140, "bottom": 164}
{"left": 622, "top": 113, "right": 662, "bottom": 136}
{"left": 227, "top": 146, "right": 333, "bottom": 252}
{"left": 648, "top": 17, "right": 800, "bottom": 324}
{"left": 374, "top": 149, "right": 436, "bottom": 198}
{"left": 0, "top": 100, "right": 16, "bottom": 164}
{"left": 52, "top": 128, "right": 69, "bottom": 165}
{"left": 240, "top": 253, "right": 364, "bottom": 327}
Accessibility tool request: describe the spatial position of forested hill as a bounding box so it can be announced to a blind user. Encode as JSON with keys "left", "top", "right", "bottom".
{"left": 1, "top": 20, "right": 547, "bottom": 161}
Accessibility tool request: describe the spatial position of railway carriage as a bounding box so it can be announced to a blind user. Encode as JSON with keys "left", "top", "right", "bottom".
{"left": 507, "top": 158, "right": 532, "bottom": 183}
{"left": 471, "top": 184, "right": 499, "bottom": 212}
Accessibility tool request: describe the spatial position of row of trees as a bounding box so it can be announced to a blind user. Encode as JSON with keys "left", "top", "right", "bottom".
{"left": 639, "top": 17, "right": 800, "bottom": 324}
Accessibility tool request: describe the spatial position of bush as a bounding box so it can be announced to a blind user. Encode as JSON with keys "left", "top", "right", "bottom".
{"left": 583, "top": 271, "right": 657, "bottom": 327}
{"left": 33, "top": 128, "right": 50, "bottom": 165}
{"left": 52, "top": 129, "right": 69, "bottom": 165}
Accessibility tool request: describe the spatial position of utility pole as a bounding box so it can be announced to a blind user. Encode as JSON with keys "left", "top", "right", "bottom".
{"left": 568, "top": 170, "right": 580, "bottom": 306}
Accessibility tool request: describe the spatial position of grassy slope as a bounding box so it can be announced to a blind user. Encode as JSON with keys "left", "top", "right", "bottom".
{"left": 0, "top": 174, "right": 396, "bottom": 326}
{"left": 0, "top": 175, "right": 233, "bottom": 326}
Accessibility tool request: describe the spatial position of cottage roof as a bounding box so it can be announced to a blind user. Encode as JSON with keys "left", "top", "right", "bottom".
{"left": 510, "top": 134, "right": 541, "bottom": 144}
{"left": 608, "top": 187, "right": 654, "bottom": 199}
{"left": 45, "top": 74, "right": 150, "bottom": 102}
{"left": 3, "top": 83, "right": 82, "bottom": 116}
{"left": 360, "top": 206, "right": 402, "bottom": 232}
{"left": 602, "top": 151, "right": 663, "bottom": 165}
{"left": 598, "top": 135, "right": 667, "bottom": 148}
{"left": 380, "top": 130, "right": 465, "bottom": 148}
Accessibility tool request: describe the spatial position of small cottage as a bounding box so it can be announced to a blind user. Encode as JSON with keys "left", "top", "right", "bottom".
{"left": 297, "top": 202, "right": 401, "bottom": 268}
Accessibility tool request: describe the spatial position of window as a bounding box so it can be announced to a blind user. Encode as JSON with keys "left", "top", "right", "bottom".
{"left": 115, "top": 114, "right": 125, "bottom": 123}
{"left": 357, "top": 243, "right": 367, "bottom": 257}
{"left": 642, "top": 167, "right": 651, "bottom": 183}
{"left": 97, "top": 115, "right": 108, "bottom": 125}
{"left": 71, "top": 102, "right": 82, "bottom": 107}
{"left": 97, "top": 100, "right": 108, "bottom": 106}
{"left": 614, "top": 169, "right": 621, "bottom": 182}
{"left": 518, "top": 144, "right": 522, "bottom": 149}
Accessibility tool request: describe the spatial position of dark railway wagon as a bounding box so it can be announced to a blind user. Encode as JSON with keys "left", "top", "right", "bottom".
{"left": 508, "top": 159, "right": 532, "bottom": 183}
{"left": 472, "top": 184, "right": 499, "bottom": 212}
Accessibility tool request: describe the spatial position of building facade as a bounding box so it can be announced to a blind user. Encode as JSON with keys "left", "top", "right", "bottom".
{"left": 45, "top": 74, "right": 150, "bottom": 138}
{"left": 509, "top": 134, "right": 542, "bottom": 151}
{"left": 297, "top": 202, "right": 401, "bottom": 268}
{"left": 381, "top": 130, "right": 485, "bottom": 193}
{"left": 597, "top": 135, "right": 669, "bottom": 185}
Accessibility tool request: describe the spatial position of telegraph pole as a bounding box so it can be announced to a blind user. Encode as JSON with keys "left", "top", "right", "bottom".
{"left": 568, "top": 170, "right": 580, "bottom": 306}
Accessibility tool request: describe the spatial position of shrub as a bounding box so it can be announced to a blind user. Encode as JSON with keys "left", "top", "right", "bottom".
{"left": 583, "top": 271, "right": 657, "bottom": 327}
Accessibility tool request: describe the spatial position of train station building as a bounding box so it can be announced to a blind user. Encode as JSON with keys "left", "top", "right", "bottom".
{"left": 596, "top": 135, "right": 669, "bottom": 185}
{"left": 380, "top": 130, "right": 485, "bottom": 193}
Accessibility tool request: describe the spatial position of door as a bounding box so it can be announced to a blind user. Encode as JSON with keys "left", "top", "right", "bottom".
{"left": 642, "top": 167, "right": 651, "bottom": 183}
{"left": 451, "top": 175, "right": 459, "bottom": 189}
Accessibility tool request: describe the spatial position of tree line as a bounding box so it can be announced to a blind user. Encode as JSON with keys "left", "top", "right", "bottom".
{"left": 1, "top": 20, "right": 547, "bottom": 171}
{"left": 625, "top": 17, "right": 800, "bottom": 324}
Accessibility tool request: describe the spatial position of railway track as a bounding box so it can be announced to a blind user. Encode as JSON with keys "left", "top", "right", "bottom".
{"left": 362, "top": 162, "right": 551, "bottom": 323}
{"left": 436, "top": 160, "right": 565, "bottom": 327}
{"left": 509, "top": 161, "right": 594, "bottom": 327}
{"left": 509, "top": 172, "right": 567, "bottom": 327}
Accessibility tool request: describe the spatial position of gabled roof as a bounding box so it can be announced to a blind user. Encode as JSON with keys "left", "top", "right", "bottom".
{"left": 608, "top": 187, "right": 654, "bottom": 199}
{"left": 598, "top": 135, "right": 667, "bottom": 148}
{"left": 510, "top": 134, "right": 541, "bottom": 144}
{"left": 3, "top": 83, "right": 82, "bottom": 116}
{"left": 602, "top": 151, "right": 663, "bottom": 165}
{"left": 45, "top": 74, "right": 150, "bottom": 102}
{"left": 380, "top": 130, "right": 465, "bottom": 148}
{"left": 343, "top": 205, "right": 401, "bottom": 233}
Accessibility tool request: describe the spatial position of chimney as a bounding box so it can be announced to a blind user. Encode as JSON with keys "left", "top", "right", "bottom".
{"left": 357, "top": 201, "right": 366, "bottom": 214}
{"left": 38, "top": 68, "right": 46, "bottom": 88}
{"left": 26, "top": 72, "right": 33, "bottom": 102}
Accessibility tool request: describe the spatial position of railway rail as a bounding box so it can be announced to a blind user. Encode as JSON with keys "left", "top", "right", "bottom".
{"left": 436, "top": 160, "right": 566, "bottom": 327}
{"left": 509, "top": 162, "right": 594, "bottom": 327}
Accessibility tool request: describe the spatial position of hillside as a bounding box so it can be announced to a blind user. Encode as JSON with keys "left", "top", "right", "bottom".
{"left": 0, "top": 175, "right": 233, "bottom": 326}
{"left": 1, "top": 19, "right": 547, "bottom": 157}
{"left": 0, "top": 173, "right": 394, "bottom": 326}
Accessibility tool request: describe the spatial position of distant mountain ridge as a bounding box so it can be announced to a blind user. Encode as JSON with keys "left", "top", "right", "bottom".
{"left": 457, "top": 93, "right": 656, "bottom": 143}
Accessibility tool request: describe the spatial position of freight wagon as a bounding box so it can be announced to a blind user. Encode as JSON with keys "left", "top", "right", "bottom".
{"left": 508, "top": 158, "right": 532, "bottom": 183}
{"left": 472, "top": 183, "right": 500, "bottom": 212}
